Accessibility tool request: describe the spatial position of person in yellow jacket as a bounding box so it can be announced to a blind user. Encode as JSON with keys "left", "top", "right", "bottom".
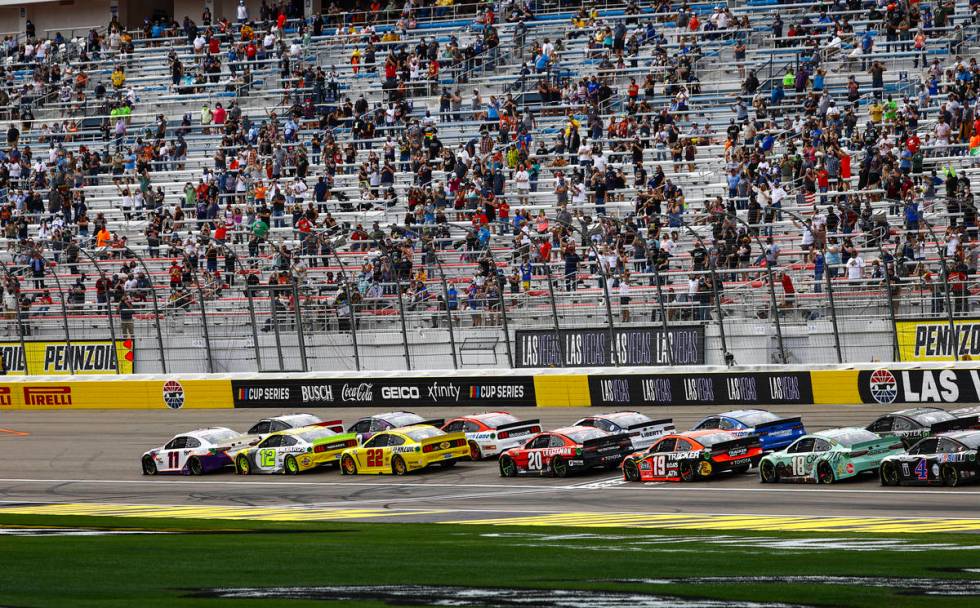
{"left": 111, "top": 66, "right": 125, "bottom": 88}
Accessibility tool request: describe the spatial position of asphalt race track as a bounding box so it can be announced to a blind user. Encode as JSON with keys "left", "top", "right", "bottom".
{"left": 0, "top": 405, "right": 977, "bottom": 523}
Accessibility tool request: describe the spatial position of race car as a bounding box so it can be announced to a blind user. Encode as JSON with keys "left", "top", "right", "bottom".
{"left": 880, "top": 431, "right": 980, "bottom": 487}
{"left": 573, "top": 411, "right": 674, "bottom": 450}
{"left": 441, "top": 412, "right": 541, "bottom": 460}
{"left": 759, "top": 427, "right": 904, "bottom": 484}
{"left": 690, "top": 409, "right": 805, "bottom": 451}
{"left": 498, "top": 426, "right": 632, "bottom": 478}
{"left": 235, "top": 425, "right": 360, "bottom": 475}
{"left": 339, "top": 424, "right": 469, "bottom": 475}
{"left": 346, "top": 412, "right": 444, "bottom": 442}
{"left": 621, "top": 431, "right": 763, "bottom": 482}
{"left": 232, "top": 414, "right": 328, "bottom": 447}
{"left": 866, "top": 408, "right": 980, "bottom": 448}
{"left": 141, "top": 427, "right": 245, "bottom": 475}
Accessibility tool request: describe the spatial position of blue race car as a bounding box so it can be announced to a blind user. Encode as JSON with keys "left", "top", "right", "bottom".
{"left": 690, "top": 409, "right": 805, "bottom": 452}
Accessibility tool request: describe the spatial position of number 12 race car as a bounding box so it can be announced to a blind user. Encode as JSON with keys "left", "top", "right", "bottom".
{"left": 499, "top": 427, "right": 632, "bottom": 478}
{"left": 622, "top": 431, "right": 763, "bottom": 482}
{"left": 880, "top": 431, "right": 980, "bottom": 487}
{"left": 759, "top": 428, "right": 904, "bottom": 484}
{"left": 235, "top": 423, "right": 358, "bottom": 475}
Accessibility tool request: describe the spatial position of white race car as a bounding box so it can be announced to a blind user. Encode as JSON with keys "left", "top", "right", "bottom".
{"left": 442, "top": 411, "right": 542, "bottom": 460}
{"left": 346, "top": 412, "right": 444, "bottom": 443}
{"left": 141, "top": 427, "right": 245, "bottom": 475}
{"left": 573, "top": 412, "right": 674, "bottom": 450}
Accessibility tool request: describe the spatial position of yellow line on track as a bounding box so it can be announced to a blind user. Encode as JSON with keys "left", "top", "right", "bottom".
{"left": 0, "top": 503, "right": 449, "bottom": 522}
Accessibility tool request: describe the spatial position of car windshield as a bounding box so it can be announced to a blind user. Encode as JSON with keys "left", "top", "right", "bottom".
{"left": 197, "top": 429, "right": 239, "bottom": 445}
{"left": 298, "top": 427, "right": 337, "bottom": 442}
{"left": 819, "top": 428, "right": 878, "bottom": 447}
{"left": 564, "top": 428, "right": 607, "bottom": 443}
{"left": 405, "top": 427, "right": 443, "bottom": 441}
{"left": 734, "top": 411, "right": 779, "bottom": 426}
{"left": 607, "top": 413, "right": 649, "bottom": 428}
{"left": 479, "top": 413, "right": 518, "bottom": 428}
{"left": 910, "top": 410, "right": 954, "bottom": 425}
{"left": 695, "top": 433, "right": 736, "bottom": 447}
{"left": 385, "top": 413, "right": 423, "bottom": 427}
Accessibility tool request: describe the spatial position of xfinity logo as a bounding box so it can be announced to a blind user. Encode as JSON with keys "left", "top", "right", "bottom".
{"left": 427, "top": 382, "right": 461, "bottom": 402}
{"left": 381, "top": 386, "right": 420, "bottom": 400}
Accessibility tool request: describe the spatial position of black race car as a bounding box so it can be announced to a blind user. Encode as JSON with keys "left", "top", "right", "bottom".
{"left": 880, "top": 431, "right": 980, "bottom": 487}
{"left": 865, "top": 408, "right": 979, "bottom": 448}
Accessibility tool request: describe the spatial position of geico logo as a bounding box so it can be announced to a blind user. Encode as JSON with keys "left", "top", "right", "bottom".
{"left": 380, "top": 386, "right": 420, "bottom": 400}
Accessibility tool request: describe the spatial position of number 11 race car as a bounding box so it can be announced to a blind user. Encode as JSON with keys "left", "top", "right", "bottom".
{"left": 621, "top": 431, "right": 763, "bottom": 482}
{"left": 499, "top": 427, "right": 632, "bottom": 478}
{"left": 142, "top": 427, "right": 247, "bottom": 475}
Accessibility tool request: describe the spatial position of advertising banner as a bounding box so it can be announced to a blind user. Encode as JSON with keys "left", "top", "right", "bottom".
{"left": 0, "top": 378, "right": 231, "bottom": 409}
{"left": 515, "top": 326, "right": 705, "bottom": 368}
{"left": 0, "top": 340, "right": 134, "bottom": 375}
{"left": 896, "top": 319, "right": 980, "bottom": 362}
{"left": 588, "top": 371, "right": 813, "bottom": 407}
{"left": 232, "top": 377, "right": 537, "bottom": 408}
{"left": 857, "top": 368, "right": 980, "bottom": 405}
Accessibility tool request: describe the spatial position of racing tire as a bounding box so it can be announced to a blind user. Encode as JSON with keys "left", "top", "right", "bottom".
{"left": 499, "top": 456, "right": 517, "bottom": 478}
{"left": 284, "top": 455, "right": 300, "bottom": 475}
{"left": 679, "top": 461, "right": 696, "bottom": 482}
{"left": 941, "top": 464, "right": 961, "bottom": 487}
{"left": 236, "top": 454, "right": 251, "bottom": 475}
{"left": 623, "top": 459, "right": 640, "bottom": 482}
{"left": 551, "top": 456, "right": 569, "bottom": 478}
{"left": 142, "top": 456, "right": 157, "bottom": 476}
{"left": 340, "top": 454, "right": 357, "bottom": 475}
{"left": 759, "top": 460, "right": 778, "bottom": 483}
{"left": 439, "top": 460, "right": 457, "bottom": 469}
{"left": 392, "top": 455, "right": 408, "bottom": 476}
{"left": 188, "top": 457, "right": 203, "bottom": 476}
{"left": 817, "top": 461, "right": 835, "bottom": 484}
{"left": 468, "top": 441, "right": 482, "bottom": 461}
{"left": 880, "top": 462, "right": 900, "bottom": 486}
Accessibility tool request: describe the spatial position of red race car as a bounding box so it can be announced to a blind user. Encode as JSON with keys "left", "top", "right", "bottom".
{"left": 499, "top": 426, "right": 632, "bottom": 478}
{"left": 621, "top": 430, "right": 763, "bottom": 482}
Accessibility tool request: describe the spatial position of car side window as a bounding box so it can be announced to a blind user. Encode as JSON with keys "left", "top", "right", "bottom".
{"left": 164, "top": 437, "right": 186, "bottom": 450}
{"left": 936, "top": 438, "right": 962, "bottom": 453}
{"left": 249, "top": 421, "right": 271, "bottom": 435}
{"left": 892, "top": 417, "right": 915, "bottom": 431}
{"left": 549, "top": 435, "right": 566, "bottom": 448}
{"left": 654, "top": 438, "right": 677, "bottom": 452}
{"left": 910, "top": 438, "right": 938, "bottom": 455}
{"left": 443, "top": 421, "right": 464, "bottom": 433}
{"left": 675, "top": 439, "right": 693, "bottom": 451}
{"left": 527, "top": 435, "right": 551, "bottom": 449}
{"left": 812, "top": 439, "right": 831, "bottom": 452}
{"left": 718, "top": 418, "right": 737, "bottom": 431}
{"left": 184, "top": 437, "right": 201, "bottom": 449}
{"left": 370, "top": 419, "right": 389, "bottom": 432}
{"left": 388, "top": 435, "right": 406, "bottom": 446}
{"left": 271, "top": 420, "right": 289, "bottom": 431}
{"left": 280, "top": 436, "right": 298, "bottom": 447}
{"left": 695, "top": 417, "right": 719, "bottom": 430}
{"left": 364, "top": 434, "right": 389, "bottom": 448}
{"left": 788, "top": 438, "right": 815, "bottom": 453}
{"left": 464, "top": 421, "right": 481, "bottom": 432}
{"left": 350, "top": 420, "right": 371, "bottom": 434}
{"left": 868, "top": 417, "right": 893, "bottom": 432}
{"left": 259, "top": 435, "right": 282, "bottom": 448}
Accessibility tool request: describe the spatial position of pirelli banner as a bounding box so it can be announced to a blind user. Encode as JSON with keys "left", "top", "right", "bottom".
{"left": 0, "top": 378, "right": 231, "bottom": 409}
{"left": 515, "top": 326, "right": 705, "bottom": 368}
{"left": 0, "top": 340, "right": 134, "bottom": 375}
{"left": 232, "top": 377, "right": 537, "bottom": 408}
{"left": 588, "top": 371, "right": 813, "bottom": 407}
{"left": 897, "top": 319, "right": 980, "bottom": 361}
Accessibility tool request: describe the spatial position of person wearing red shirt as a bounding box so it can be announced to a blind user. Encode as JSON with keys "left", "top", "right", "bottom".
{"left": 539, "top": 238, "right": 552, "bottom": 264}
{"left": 839, "top": 150, "right": 851, "bottom": 185}
{"left": 627, "top": 78, "right": 639, "bottom": 100}
{"left": 276, "top": 11, "right": 287, "bottom": 31}
{"left": 208, "top": 35, "right": 220, "bottom": 55}
{"left": 906, "top": 134, "right": 921, "bottom": 153}
{"left": 213, "top": 103, "right": 226, "bottom": 126}
{"left": 497, "top": 199, "right": 510, "bottom": 235}
{"left": 780, "top": 271, "right": 795, "bottom": 307}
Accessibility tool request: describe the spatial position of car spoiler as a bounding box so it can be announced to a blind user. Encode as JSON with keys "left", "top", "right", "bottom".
{"left": 497, "top": 418, "right": 539, "bottom": 431}
{"left": 849, "top": 436, "right": 904, "bottom": 452}
{"left": 710, "top": 436, "right": 761, "bottom": 452}
{"left": 582, "top": 433, "right": 632, "bottom": 449}
{"left": 420, "top": 431, "right": 465, "bottom": 446}
{"left": 314, "top": 420, "right": 345, "bottom": 433}
{"left": 419, "top": 418, "right": 445, "bottom": 428}
{"left": 931, "top": 414, "right": 980, "bottom": 434}
{"left": 753, "top": 416, "right": 804, "bottom": 433}
{"left": 627, "top": 418, "right": 674, "bottom": 432}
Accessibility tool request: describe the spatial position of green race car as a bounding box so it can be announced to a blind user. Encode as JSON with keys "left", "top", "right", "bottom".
{"left": 759, "top": 427, "right": 905, "bottom": 484}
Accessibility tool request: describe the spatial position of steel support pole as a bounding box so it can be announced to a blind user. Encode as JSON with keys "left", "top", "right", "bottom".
{"left": 77, "top": 249, "right": 120, "bottom": 375}
{"left": 438, "top": 269, "right": 459, "bottom": 370}
{"left": 246, "top": 285, "right": 263, "bottom": 370}
{"left": 938, "top": 257, "right": 960, "bottom": 362}
{"left": 0, "top": 261, "right": 28, "bottom": 375}
{"left": 649, "top": 261, "right": 674, "bottom": 366}
{"left": 331, "top": 250, "right": 361, "bottom": 371}
{"left": 291, "top": 278, "right": 309, "bottom": 372}
{"left": 125, "top": 247, "right": 166, "bottom": 373}
{"left": 879, "top": 246, "right": 901, "bottom": 362}
{"left": 189, "top": 262, "right": 215, "bottom": 373}
{"left": 544, "top": 263, "right": 565, "bottom": 367}
{"left": 824, "top": 263, "right": 843, "bottom": 363}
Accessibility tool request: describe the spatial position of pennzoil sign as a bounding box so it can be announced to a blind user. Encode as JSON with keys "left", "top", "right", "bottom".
{"left": 0, "top": 340, "right": 134, "bottom": 375}
{"left": 896, "top": 320, "right": 980, "bottom": 361}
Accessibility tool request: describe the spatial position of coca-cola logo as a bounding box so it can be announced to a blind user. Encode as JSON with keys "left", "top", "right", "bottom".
{"left": 341, "top": 383, "right": 374, "bottom": 402}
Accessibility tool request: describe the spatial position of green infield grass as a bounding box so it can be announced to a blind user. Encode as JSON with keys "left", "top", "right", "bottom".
{"left": 0, "top": 513, "right": 978, "bottom": 608}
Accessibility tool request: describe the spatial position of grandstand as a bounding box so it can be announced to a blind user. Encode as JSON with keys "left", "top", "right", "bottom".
{"left": 0, "top": 0, "right": 977, "bottom": 374}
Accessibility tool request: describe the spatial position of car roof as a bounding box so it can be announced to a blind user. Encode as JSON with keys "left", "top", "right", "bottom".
{"left": 463, "top": 411, "right": 513, "bottom": 420}
{"left": 670, "top": 430, "right": 726, "bottom": 440}
{"left": 279, "top": 424, "right": 332, "bottom": 436}
{"left": 893, "top": 407, "right": 946, "bottom": 417}
{"left": 371, "top": 411, "right": 417, "bottom": 420}
{"left": 938, "top": 430, "right": 980, "bottom": 441}
{"left": 718, "top": 409, "right": 767, "bottom": 419}
{"left": 262, "top": 413, "right": 319, "bottom": 423}
{"left": 387, "top": 424, "right": 443, "bottom": 435}
{"left": 182, "top": 427, "right": 236, "bottom": 439}
{"left": 812, "top": 427, "right": 866, "bottom": 441}
{"left": 593, "top": 411, "right": 644, "bottom": 420}
{"left": 551, "top": 426, "right": 606, "bottom": 436}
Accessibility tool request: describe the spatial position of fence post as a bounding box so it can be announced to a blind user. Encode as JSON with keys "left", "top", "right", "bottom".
{"left": 707, "top": 265, "right": 729, "bottom": 363}
{"left": 938, "top": 258, "right": 960, "bottom": 362}
{"left": 544, "top": 264, "right": 565, "bottom": 367}
{"left": 246, "top": 285, "right": 263, "bottom": 370}
{"left": 269, "top": 288, "right": 286, "bottom": 371}
{"left": 126, "top": 247, "right": 166, "bottom": 373}
{"left": 764, "top": 263, "right": 787, "bottom": 363}
{"left": 190, "top": 263, "right": 215, "bottom": 373}
{"left": 824, "top": 263, "right": 844, "bottom": 364}
{"left": 391, "top": 272, "right": 412, "bottom": 371}
{"left": 45, "top": 261, "right": 75, "bottom": 375}
{"left": 343, "top": 280, "right": 361, "bottom": 371}
{"left": 0, "top": 261, "right": 29, "bottom": 375}
{"left": 496, "top": 271, "right": 514, "bottom": 368}
{"left": 879, "top": 249, "right": 901, "bottom": 362}
{"left": 649, "top": 261, "right": 674, "bottom": 366}
{"left": 77, "top": 249, "right": 120, "bottom": 375}
{"left": 291, "top": 278, "right": 309, "bottom": 372}
{"left": 438, "top": 269, "right": 459, "bottom": 370}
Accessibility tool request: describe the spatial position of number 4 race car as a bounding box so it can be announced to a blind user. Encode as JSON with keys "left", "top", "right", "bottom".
{"left": 498, "top": 427, "right": 632, "bottom": 478}
{"left": 880, "top": 431, "right": 980, "bottom": 487}
{"left": 621, "top": 431, "right": 763, "bottom": 482}
{"left": 339, "top": 425, "right": 469, "bottom": 475}
{"left": 142, "top": 427, "right": 247, "bottom": 475}
{"left": 235, "top": 423, "right": 358, "bottom": 475}
{"left": 574, "top": 411, "right": 674, "bottom": 450}
{"left": 691, "top": 409, "right": 805, "bottom": 452}
{"left": 759, "top": 428, "right": 904, "bottom": 484}
{"left": 442, "top": 412, "right": 541, "bottom": 460}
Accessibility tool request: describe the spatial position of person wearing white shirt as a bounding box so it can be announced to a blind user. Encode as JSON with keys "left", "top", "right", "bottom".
{"left": 513, "top": 166, "right": 530, "bottom": 205}
{"left": 236, "top": 0, "right": 249, "bottom": 23}
{"left": 846, "top": 255, "right": 864, "bottom": 280}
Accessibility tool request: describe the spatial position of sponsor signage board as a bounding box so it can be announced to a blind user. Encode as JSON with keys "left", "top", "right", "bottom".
{"left": 859, "top": 368, "right": 980, "bottom": 405}
{"left": 588, "top": 372, "right": 813, "bottom": 407}
{"left": 0, "top": 379, "right": 229, "bottom": 409}
{"left": 896, "top": 319, "right": 980, "bottom": 361}
{"left": 232, "top": 377, "right": 536, "bottom": 408}
{"left": 0, "top": 340, "right": 134, "bottom": 375}
{"left": 515, "top": 326, "right": 705, "bottom": 368}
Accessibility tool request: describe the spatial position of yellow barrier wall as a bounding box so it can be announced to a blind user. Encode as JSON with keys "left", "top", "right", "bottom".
{"left": 0, "top": 378, "right": 231, "bottom": 410}
{"left": 809, "top": 370, "right": 861, "bottom": 405}
{"left": 533, "top": 375, "right": 591, "bottom": 407}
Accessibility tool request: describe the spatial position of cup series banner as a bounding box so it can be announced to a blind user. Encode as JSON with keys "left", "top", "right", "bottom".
{"left": 896, "top": 319, "right": 980, "bottom": 362}
{"left": 588, "top": 371, "right": 813, "bottom": 407}
{"left": 515, "top": 326, "right": 705, "bottom": 368}
{"left": 231, "top": 377, "right": 537, "bottom": 408}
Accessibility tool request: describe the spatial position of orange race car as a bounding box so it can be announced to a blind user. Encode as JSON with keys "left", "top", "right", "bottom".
{"left": 621, "top": 430, "right": 763, "bottom": 482}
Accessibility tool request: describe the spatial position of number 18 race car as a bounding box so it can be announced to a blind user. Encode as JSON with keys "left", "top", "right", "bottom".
{"left": 499, "top": 427, "right": 632, "bottom": 478}
{"left": 759, "top": 428, "right": 904, "bottom": 484}
{"left": 622, "top": 431, "right": 763, "bottom": 482}
{"left": 880, "top": 431, "right": 980, "bottom": 487}
{"left": 142, "top": 427, "right": 247, "bottom": 475}
{"left": 235, "top": 424, "right": 359, "bottom": 475}
{"left": 339, "top": 425, "right": 469, "bottom": 475}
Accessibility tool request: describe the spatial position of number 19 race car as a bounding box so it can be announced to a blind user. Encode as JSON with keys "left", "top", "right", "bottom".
{"left": 441, "top": 412, "right": 541, "bottom": 460}
{"left": 759, "top": 428, "right": 904, "bottom": 484}
{"left": 142, "top": 427, "right": 247, "bottom": 475}
{"left": 622, "top": 431, "right": 763, "bottom": 482}
{"left": 574, "top": 411, "right": 674, "bottom": 450}
{"left": 235, "top": 424, "right": 359, "bottom": 475}
{"left": 880, "top": 431, "right": 980, "bottom": 487}
{"left": 499, "top": 427, "right": 632, "bottom": 478}
{"left": 339, "top": 425, "right": 469, "bottom": 475}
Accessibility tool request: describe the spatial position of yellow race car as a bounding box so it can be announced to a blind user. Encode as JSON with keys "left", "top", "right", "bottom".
{"left": 235, "top": 424, "right": 358, "bottom": 475}
{"left": 338, "top": 424, "right": 469, "bottom": 475}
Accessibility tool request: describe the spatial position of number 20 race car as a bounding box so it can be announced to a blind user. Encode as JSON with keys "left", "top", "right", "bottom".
{"left": 759, "top": 428, "right": 904, "bottom": 484}
{"left": 235, "top": 423, "right": 358, "bottom": 475}
{"left": 880, "top": 431, "right": 980, "bottom": 487}
{"left": 441, "top": 412, "right": 541, "bottom": 460}
{"left": 621, "top": 431, "right": 763, "bottom": 482}
{"left": 498, "top": 427, "right": 632, "bottom": 478}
